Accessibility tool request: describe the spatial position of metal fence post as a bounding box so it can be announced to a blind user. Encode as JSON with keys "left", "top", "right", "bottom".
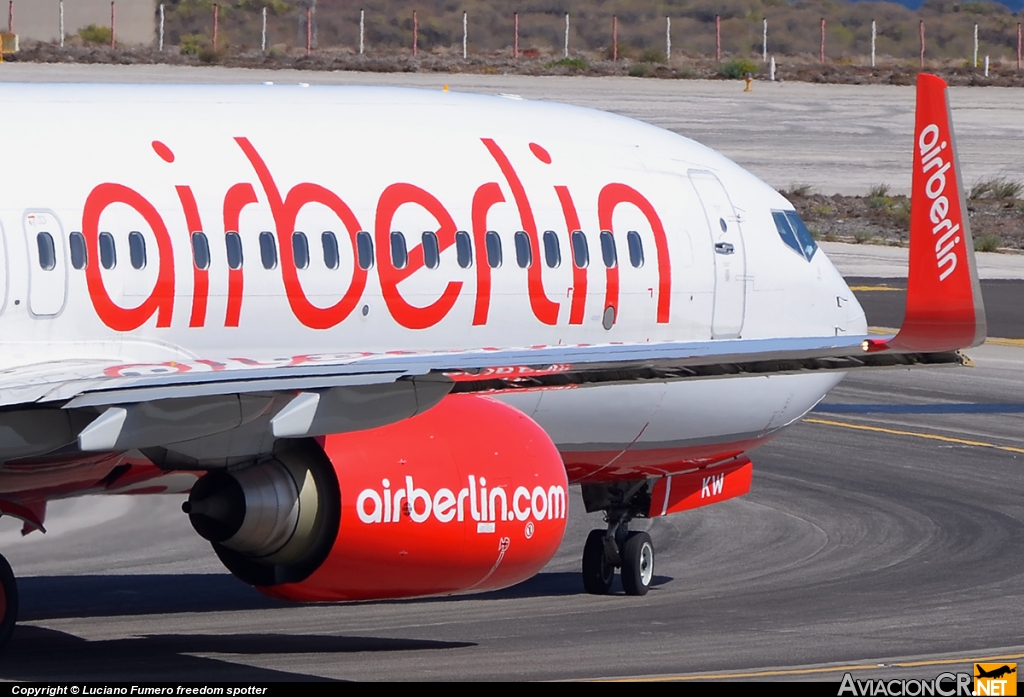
{"left": 213, "top": 4, "right": 218, "bottom": 50}
{"left": 59, "top": 0, "right": 64, "bottom": 48}
{"left": 919, "top": 20, "right": 924, "bottom": 68}
{"left": 359, "top": 8, "right": 364, "bottom": 55}
{"left": 666, "top": 16, "right": 671, "bottom": 63}
{"left": 715, "top": 14, "right": 721, "bottom": 62}
{"left": 871, "top": 19, "right": 876, "bottom": 68}
{"left": 513, "top": 12, "right": 518, "bottom": 58}
{"left": 261, "top": 6, "right": 266, "bottom": 53}
{"left": 110, "top": 1, "right": 116, "bottom": 49}
{"left": 974, "top": 23, "right": 978, "bottom": 67}
{"left": 762, "top": 18, "right": 767, "bottom": 62}
{"left": 413, "top": 9, "right": 417, "bottom": 57}
{"left": 612, "top": 15, "right": 617, "bottom": 61}
{"left": 462, "top": 11, "right": 466, "bottom": 59}
{"left": 820, "top": 18, "right": 825, "bottom": 64}
{"left": 7, "top": 1, "right": 12, "bottom": 34}
{"left": 564, "top": 12, "right": 569, "bottom": 58}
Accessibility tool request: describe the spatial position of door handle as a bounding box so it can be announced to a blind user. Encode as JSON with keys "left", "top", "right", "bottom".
{"left": 715, "top": 242, "right": 735, "bottom": 255}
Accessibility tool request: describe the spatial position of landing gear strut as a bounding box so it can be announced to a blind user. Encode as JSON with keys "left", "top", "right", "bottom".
{"left": 580, "top": 480, "right": 655, "bottom": 596}
{"left": 0, "top": 553, "right": 18, "bottom": 648}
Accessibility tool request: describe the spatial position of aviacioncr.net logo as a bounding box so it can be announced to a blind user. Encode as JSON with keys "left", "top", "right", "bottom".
{"left": 838, "top": 672, "right": 973, "bottom": 696}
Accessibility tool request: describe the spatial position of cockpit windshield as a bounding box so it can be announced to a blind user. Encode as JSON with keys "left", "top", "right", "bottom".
{"left": 772, "top": 210, "right": 818, "bottom": 261}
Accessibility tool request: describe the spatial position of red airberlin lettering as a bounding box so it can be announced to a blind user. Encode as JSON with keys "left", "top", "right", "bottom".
{"left": 175, "top": 185, "right": 209, "bottom": 328}
{"left": 236, "top": 137, "right": 368, "bottom": 330}
{"left": 470, "top": 182, "right": 505, "bottom": 326}
{"left": 82, "top": 183, "right": 175, "bottom": 331}
{"left": 481, "top": 138, "right": 560, "bottom": 325}
{"left": 80, "top": 136, "right": 674, "bottom": 334}
{"left": 554, "top": 185, "right": 588, "bottom": 325}
{"left": 222, "top": 183, "right": 259, "bottom": 327}
{"left": 376, "top": 183, "right": 464, "bottom": 330}
{"left": 598, "top": 184, "right": 672, "bottom": 324}
{"left": 529, "top": 142, "right": 587, "bottom": 324}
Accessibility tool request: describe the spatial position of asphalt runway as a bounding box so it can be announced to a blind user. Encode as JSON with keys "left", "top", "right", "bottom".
{"left": 849, "top": 277, "right": 1024, "bottom": 338}
{"left": 1, "top": 64, "right": 1023, "bottom": 680}
{"left": 2, "top": 294, "right": 1023, "bottom": 681}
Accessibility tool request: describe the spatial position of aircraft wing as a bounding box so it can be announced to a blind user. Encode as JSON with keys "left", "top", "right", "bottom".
{"left": 5, "top": 332, "right": 964, "bottom": 411}
{"left": 0, "top": 327, "right": 970, "bottom": 458}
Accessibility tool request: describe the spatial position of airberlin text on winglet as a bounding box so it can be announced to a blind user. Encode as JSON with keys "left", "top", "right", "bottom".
{"left": 81, "top": 135, "right": 673, "bottom": 333}
{"left": 918, "top": 123, "right": 961, "bottom": 282}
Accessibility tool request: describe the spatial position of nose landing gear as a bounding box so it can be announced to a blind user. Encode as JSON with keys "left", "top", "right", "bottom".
{"left": 581, "top": 521, "right": 655, "bottom": 596}
{"left": 0, "top": 553, "right": 18, "bottom": 649}
{"left": 580, "top": 480, "right": 656, "bottom": 596}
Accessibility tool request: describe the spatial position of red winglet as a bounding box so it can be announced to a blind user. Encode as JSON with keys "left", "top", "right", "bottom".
{"left": 888, "top": 74, "right": 986, "bottom": 352}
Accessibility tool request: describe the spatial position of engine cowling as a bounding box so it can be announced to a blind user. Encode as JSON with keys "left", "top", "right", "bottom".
{"left": 186, "top": 394, "right": 568, "bottom": 601}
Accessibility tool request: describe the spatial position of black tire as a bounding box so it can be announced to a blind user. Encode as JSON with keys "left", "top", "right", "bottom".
{"left": 582, "top": 529, "right": 615, "bottom": 595}
{"left": 0, "top": 554, "right": 17, "bottom": 649}
{"left": 621, "top": 531, "right": 654, "bottom": 597}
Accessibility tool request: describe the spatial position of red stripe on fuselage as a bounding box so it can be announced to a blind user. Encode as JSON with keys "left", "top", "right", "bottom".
{"left": 561, "top": 435, "right": 770, "bottom": 484}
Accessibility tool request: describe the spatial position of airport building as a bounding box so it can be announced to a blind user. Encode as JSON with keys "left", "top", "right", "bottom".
{"left": 7, "top": 0, "right": 156, "bottom": 46}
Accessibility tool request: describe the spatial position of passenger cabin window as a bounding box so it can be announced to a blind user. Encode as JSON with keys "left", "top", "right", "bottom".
{"left": 455, "top": 231, "right": 472, "bottom": 269}
{"left": 571, "top": 230, "right": 589, "bottom": 269}
{"left": 627, "top": 231, "right": 645, "bottom": 268}
{"left": 600, "top": 230, "right": 617, "bottom": 268}
{"left": 259, "top": 231, "right": 278, "bottom": 270}
{"left": 390, "top": 231, "right": 408, "bottom": 269}
{"left": 192, "top": 232, "right": 211, "bottom": 270}
{"left": 36, "top": 232, "right": 56, "bottom": 270}
{"left": 356, "top": 231, "right": 374, "bottom": 270}
{"left": 514, "top": 231, "right": 532, "bottom": 269}
{"left": 322, "top": 231, "right": 339, "bottom": 270}
{"left": 128, "top": 231, "right": 147, "bottom": 270}
{"left": 422, "top": 231, "right": 440, "bottom": 269}
{"left": 225, "top": 232, "right": 243, "bottom": 270}
{"left": 772, "top": 210, "right": 818, "bottom": 261}
{"left": 99, "top": 232, "right": 117, "bottom": 270}
{"left": 69, "top": 231, "right": 87, "bottom": 270}
{"left": 486, "top": 231, "right": 502, "bottom": 269}
{"left": 542, "top": 230, "right": 561, "bottom": 268}
{"left": 292, "top": 231, "right": 310, "bottom": 270}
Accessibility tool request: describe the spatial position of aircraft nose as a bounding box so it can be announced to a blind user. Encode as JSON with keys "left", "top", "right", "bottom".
{"left": 818, "top": 249, "right": 868, "bottom": 336}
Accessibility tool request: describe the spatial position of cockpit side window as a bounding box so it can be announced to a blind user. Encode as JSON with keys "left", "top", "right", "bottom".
{"left": 772, "top": 210, "right": 817, "bottom": 261}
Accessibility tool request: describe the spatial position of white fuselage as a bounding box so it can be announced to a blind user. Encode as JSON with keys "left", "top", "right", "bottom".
{"left": 0, "top": 84, "right": 865, "bottom": 481}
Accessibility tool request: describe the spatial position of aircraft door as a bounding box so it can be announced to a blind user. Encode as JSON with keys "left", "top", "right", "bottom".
{"left": 22, "top": 209, "right": 68, "bottom": 317}
{"left": 690, "top": 171, "right": 746, "bottom": 339}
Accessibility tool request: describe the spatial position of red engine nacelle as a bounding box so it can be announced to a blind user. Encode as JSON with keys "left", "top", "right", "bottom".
{"left": 186, "top": 395, "right": 567, "bottom": 602}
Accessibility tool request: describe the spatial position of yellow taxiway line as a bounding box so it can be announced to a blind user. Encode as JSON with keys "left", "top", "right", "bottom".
{"left": 804, "top": 418, "right": 1024, "bottom": 455}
